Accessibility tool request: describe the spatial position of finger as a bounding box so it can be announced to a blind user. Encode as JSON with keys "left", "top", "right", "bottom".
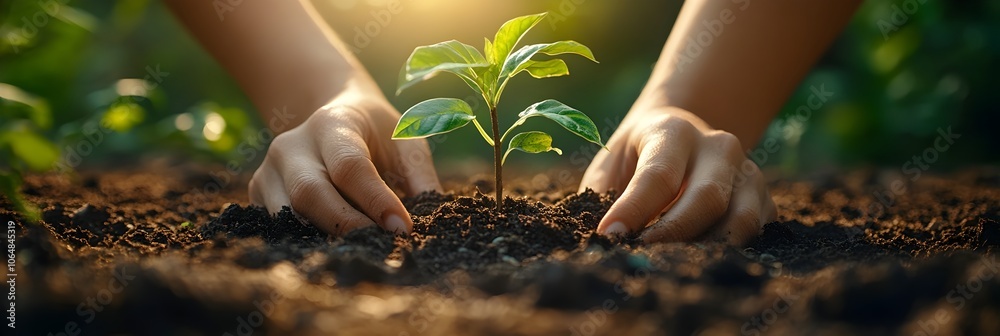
{"left": 579, "top": 149, "right": 616, "bottom": 193}
{"left": 639, "top": 165, "right": 735, "bottom": 243}
{"left": 322, "top": 131, "right": 412, "bottom": 234}
{"left": 393, "top": 139, "right": 442, "bottom": 195}
{"left": 285, "top": 169, "right": 376, "bottom": 235}
{"left": 597, "top": 124, "right": 694, "bottom": 235}
{"left": 282, "top": 156, "right": 375, "bottom": 235}
{"left": 704, "top": 172, "right": 777, "bottom": 245}
{"left": 640, "top": 134, "right": 743, "bottom": 243}
{"left": 249, "top": 165, "right": 291, "bottom": 214}
{"left": 264, "top": 131, "right": 376, "bottom": 235}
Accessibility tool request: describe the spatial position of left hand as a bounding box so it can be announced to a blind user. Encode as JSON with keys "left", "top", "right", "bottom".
{"left": 580, "top": 104, "right": 777, "bottom": 245}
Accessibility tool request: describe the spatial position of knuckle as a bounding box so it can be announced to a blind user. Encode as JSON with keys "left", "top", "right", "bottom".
{"left": 652, "top": 114, "right": 693, "bottom": 131}
{"left": 270, "top": 131, "right": 296, "bottom": 149}
{"left": 709, "top": 131, "right": 740, "bottom": 146}
{"left": 639, "top": 162, "right": 683, "bottom": 196}
{"left": 733, "top": 159, "right": 763, "bottom": 188}
{"left": 311, "top": 105, "right": 367, "bottom": 134}
{"left": 637, "top": 115, "right": 693, "bottom": 146}
{"left": 287, "top": 175, "right": 324, "bottom": 210}
{"left": 362, "top": 190, "right": 394, "bottom": 219}
{"left": 330, "top": 154, "right": 372, "bottom": 185}
{"left": 708, "top": 131, "right": 744, "bottom": 157}
{"left": 266, "top": 132, "right": 298, "bottom": 161}
{"left": 698, "top": 180, "right": 732, "bottom": 214}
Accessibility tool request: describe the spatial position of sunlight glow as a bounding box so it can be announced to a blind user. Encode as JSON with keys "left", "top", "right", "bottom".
{"left": 202, "top": 112, "right": 226, "bottom": 141}
{"left": 174, "top": 113, "right": 194, "bottom": 131}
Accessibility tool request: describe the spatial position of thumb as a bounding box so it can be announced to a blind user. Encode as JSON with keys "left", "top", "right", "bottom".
{"left": 394, "top": 139, "right": 442, "bottom": 194}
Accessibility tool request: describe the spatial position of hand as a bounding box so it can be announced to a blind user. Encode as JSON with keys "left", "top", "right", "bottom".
{"left": 248, "top": 88, "right": 441, "bottom": 235}
{"left": 580, "top": 105, "right": 776, "bottom": 245}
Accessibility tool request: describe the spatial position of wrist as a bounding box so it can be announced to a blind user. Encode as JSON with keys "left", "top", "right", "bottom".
{"left": 262, "top": 66, "right": 385, "bottom": 134}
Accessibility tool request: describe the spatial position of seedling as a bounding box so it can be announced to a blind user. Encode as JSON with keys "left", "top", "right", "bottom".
{"left": 393, "top": 12, "right": 606, "bottom": 212}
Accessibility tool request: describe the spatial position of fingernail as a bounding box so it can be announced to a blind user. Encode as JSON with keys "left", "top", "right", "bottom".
{"left": 602, "top": 221, "right": 627, "bottom": 236}
{"left": 383, "top": 214, "right": 408, "bottom": 234}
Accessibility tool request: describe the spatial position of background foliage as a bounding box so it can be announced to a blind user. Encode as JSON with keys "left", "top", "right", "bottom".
{"left": 1, "top": 0, "right": 997, "bottom": 186}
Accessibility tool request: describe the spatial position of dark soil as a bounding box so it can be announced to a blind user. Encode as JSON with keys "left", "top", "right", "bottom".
{"left": 4, "top": 165, "right": 1000, "bottom": 335}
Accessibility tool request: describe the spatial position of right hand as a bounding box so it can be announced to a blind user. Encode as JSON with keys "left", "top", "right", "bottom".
{"left": 248, "top": 88, "right": 441, "bottom": 235}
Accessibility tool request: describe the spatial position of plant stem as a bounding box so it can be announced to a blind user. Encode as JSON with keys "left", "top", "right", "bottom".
{"left": 489, "top": 105, "right": 503, "bottom": 213}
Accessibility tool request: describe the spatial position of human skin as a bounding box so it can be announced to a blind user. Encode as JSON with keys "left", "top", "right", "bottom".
{"left": 166, "top": 0, "right": 861, "bottom": 244}
{"left": 164, "top": 0, "right": 440, "bottom": 235}
{"left": 583, "top": 0, "right": 862, "bottom": 244}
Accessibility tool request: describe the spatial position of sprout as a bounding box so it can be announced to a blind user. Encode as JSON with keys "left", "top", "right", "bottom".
{"left": 393, "top": 12, "right": 605, "bottom": 212}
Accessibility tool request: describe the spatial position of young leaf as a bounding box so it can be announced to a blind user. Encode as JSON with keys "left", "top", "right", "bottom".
{"left": 392, "top": 98, "right": 476, "bottom": 139}
{"left": 4, "top": 130, "right": 58, "bottom": 171}
{"left": 397, "top": 40, "right": 490, "bottom": 95}
{"left": 502, "top": 131, "right": 562, "bottom": 165}
{"left": 514, "top": 59, "right": 570, "bottom": 79}
{"left": 515, "top": 99, "right": 606, "bottom": 148}
{"left": 490, "top": 13, "right": 547, "bottom": 65}
{"left": 484, "top": 37, "right": 494, "bottom": 62}
{"left": 500, "top": 40, "right": 597, "bottom": 79}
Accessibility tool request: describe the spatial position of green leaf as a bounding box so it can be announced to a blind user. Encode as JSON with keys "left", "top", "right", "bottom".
{"left": 490, "top": 13, "right": 547, "bottom": 65}
{"left": 5, "top": 130, "right": 59, "bottom": 171}
{"left": 503, "top": 131, "right": 562, "bottom": 165}
{"left": 392, "top": 98, "right": 476, "bottom": 139}
{"left": 0, "top": 83, "right": 52, "bottom": 129}
{"left": 515, "top": 59, "right": 570, "bottom": 79}
{"left": 397, "top": 40, "right": 490, "bottom": 95}
{"left": 484, "top": 37, "right": 494, "bottom": 62}
{"left": 500, "top": 40, "right": 597, "bottom": 79}
{"left": 474, "top": 65, "right": 500, "bottom": 101}
{"left": 514, "top": 99, "right": 605, "bottom": 148}
{"left": 0, "top": 170, "right": 40, "bottom": 223}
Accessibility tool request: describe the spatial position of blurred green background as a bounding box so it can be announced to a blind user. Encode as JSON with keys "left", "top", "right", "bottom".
{"left": 2, "top": 0, "right": 998, "bottom": 180}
